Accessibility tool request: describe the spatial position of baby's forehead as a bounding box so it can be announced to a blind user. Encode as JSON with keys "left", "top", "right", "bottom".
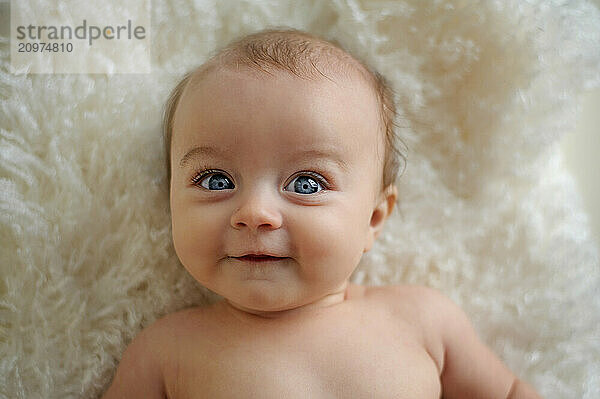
{"left": 185, "top": 65, "right": 371, "bottom": 102}
{"left": 176, "top": 57, "right": 382, "bottom": 144}
{"left": 182, "top": 66, "right": 378, "bottom": 127}
{"left": 171, "top": 30, "right": 385, "bottom": 150}
{"left": 187, "top": 68, "right": 370, "bottom": 104}
{"left": 174, "top": 68, "right": 384, "bottom": 169}
{"left": 185, "top": 32, "right": 377, "bottom": 95}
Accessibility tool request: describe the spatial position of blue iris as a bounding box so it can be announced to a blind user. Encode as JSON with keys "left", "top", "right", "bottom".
{"left": 207, "top": 174, "right": 234, "bottom": 190}
{"left": 294, "top": 175, "right": 320, "bottom": 194}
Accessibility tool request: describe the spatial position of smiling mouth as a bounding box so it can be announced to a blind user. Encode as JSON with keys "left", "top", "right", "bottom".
{"left": 234, "top": 255, "right": 289, "bottom": 262}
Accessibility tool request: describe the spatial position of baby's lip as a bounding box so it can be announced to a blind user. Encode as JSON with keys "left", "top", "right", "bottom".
{"left": 232, "top": 253, "right": 288, "bottom": 259}
{"left": 232, "top": 254, "right": 290, "bottom": 263}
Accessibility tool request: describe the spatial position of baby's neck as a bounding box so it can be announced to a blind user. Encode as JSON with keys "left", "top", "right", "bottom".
{"left": 222, "top": 282, "right": 361, "bottom": 322}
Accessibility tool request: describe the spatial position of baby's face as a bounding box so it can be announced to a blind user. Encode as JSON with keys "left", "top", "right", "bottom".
{"left": 170, "top": 68, "right": 386, "bottom": 313}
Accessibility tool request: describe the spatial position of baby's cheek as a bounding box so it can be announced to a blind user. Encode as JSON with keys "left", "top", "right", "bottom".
{"left": 172, "top": 205, "right": 226, "bottom": 268}
{"left": 297, "top": 206, "right": 367, "bottom": 276}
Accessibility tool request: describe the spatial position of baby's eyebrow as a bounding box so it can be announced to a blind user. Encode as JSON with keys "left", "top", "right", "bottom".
{"left": 179, "top": 145, "right": 232, "bottom": 168}
{"left": 288, "top": 149, "right": 350, "bottom": 172}
{"left": 179, "top": 145, "right": 349, "bottom": 172}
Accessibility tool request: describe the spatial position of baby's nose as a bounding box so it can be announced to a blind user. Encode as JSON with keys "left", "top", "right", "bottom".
{"left": 230, "top": 190, "right": 283, "bottom": 231}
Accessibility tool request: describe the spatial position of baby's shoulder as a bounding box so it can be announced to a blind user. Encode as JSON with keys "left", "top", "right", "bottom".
{"left": 133, "top": 307, "right": 204, "bottom": 358}
{"left": 365, "top": 283, "right": 453, "bottom": 315}
{"left": 102, "top": 306, "right": 214, "bottom": 398}
{"left": 364, "top": 284, "right": 461, "bottom": 373}
{"left": 148, "top": 304, "right": 217, "bottom": 343}
{"left": 378, "top": 284, "right": 467, "bottom": 329}
{"left": 132, "top": 304, "right": 221, "bottom": 366}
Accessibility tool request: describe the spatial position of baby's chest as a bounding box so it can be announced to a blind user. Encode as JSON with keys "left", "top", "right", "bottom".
{"left": 167, "top": 321, "right": 441, "bottom": 399}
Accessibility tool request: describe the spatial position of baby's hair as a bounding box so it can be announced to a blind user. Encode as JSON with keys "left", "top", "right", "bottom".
{"left": 163, "top": 28, "right": 406, "bottom": 200}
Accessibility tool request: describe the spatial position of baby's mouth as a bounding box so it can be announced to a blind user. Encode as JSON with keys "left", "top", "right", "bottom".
{"left": 234, "top": 255, "right": 289, "bottom": 262}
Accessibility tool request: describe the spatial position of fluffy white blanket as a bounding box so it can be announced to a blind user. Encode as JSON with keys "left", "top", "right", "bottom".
{"left": 1, "top": 0, "right": 599, "bottom": 398}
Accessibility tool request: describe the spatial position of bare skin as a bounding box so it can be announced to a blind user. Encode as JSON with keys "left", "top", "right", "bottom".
{"left": 102, "top": 62, "right": 542, "bottom": 398}
{"left": 103, "top": 283, "right": 541, "bottom": 398}
{"left": 158, "top": 283, "right": 441, "bottom": 398}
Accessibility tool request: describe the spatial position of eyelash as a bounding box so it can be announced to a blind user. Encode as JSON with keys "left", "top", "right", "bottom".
{"left": 189, "top": 166, "right": 331, "bottom": 190}
{"left": 190, "top": 168, "right": 222, "bottom": 186}
{"left": 290, "top": 171, "right": 331, "bottom": 190}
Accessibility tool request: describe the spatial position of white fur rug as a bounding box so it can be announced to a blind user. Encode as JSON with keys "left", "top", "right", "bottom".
{"left": 1, "top": 0, "right": 600, "bottom": 398}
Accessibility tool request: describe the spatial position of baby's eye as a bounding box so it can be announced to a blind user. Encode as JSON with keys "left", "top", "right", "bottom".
{"left": 284, "top": 174, "right": 326, "bottom": 195}
{"left": 192, "top": 170, "right": 235, "bottom": 190}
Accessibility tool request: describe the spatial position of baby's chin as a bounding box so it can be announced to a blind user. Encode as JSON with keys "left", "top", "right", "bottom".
{"left": 220, "top": 283, "right": 348, "bottom": 318}
{"left": 223, "top": 284, "right": 306, "bottom": 313}
{"left": 225, "top": 300, "right": 303, "bottom": 318}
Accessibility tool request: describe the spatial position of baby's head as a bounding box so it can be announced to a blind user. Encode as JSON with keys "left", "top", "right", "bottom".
{"left": 163, "top": 29, "right": 405, "bottom": 314}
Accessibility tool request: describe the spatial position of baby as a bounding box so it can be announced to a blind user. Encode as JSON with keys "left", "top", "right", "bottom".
{"left": 102, "top": 29, "right": 542, "bottom": 398}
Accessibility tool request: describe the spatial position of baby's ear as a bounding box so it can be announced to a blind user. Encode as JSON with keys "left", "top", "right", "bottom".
{"left": 364, "top": 184, "right": 398, "bottom": 252}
